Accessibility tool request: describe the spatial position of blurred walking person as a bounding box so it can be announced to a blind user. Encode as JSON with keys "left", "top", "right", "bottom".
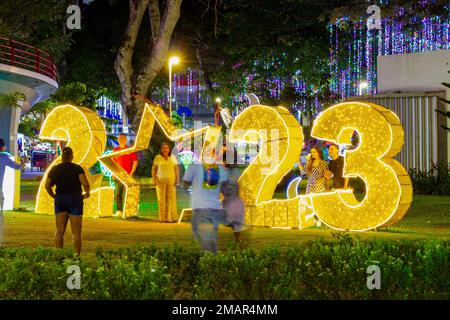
{"left": 219, "top": 145, "right": 245, "bottom": 243}
{"left": 184, "top": 144, "right": 229, "bottom": 253}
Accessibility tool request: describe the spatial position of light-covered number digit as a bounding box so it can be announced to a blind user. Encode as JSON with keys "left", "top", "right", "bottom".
{"left": 229, "top": 105, "right": 313, "bottom": 228}
{"left": 310, "top": 102, "right": 413, "bottom": 231}
{"left": 36, "top": 105, "right": 114, "bottom": 217}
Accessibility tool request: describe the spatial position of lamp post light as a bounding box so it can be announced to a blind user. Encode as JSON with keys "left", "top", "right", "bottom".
{"left": 168, "top": 56, "right": 180, "bottom": 119}
{"left": 359, "top": 81, "right": 368, "bottom": 96}
{"left": 214, "top": 97, "right": 222, "bottom": 126}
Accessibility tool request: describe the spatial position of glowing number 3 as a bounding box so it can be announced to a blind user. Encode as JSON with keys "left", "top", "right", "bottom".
{"left": 310, "top": 102, "right": 412, "bottom": 231}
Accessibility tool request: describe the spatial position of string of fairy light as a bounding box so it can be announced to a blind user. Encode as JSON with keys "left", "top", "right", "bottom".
{"left": 329, "top": 1, "right": 450, "bottom": 99}
{"left": 152, "top": 68, "right": 204, "bottom": 109}
{"left": 97, "top": 0, "right": 449, "bottom": 128}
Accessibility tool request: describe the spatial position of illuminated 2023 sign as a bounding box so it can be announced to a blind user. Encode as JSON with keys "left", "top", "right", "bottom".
{"left": 37, "top": 101, "right": 412, "bottom": 231}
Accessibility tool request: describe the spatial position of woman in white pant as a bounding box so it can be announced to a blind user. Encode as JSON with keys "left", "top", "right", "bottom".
{"left": 152, "top": 142, "right": 179, "bottom": 222}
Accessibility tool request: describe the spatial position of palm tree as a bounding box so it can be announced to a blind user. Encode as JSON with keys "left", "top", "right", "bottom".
{"left": 0, "top": 91, "right": 25, "bottom": 109}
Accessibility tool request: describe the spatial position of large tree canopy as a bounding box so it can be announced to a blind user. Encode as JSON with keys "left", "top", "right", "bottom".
{"left": 65, "top": 0, "right": 346, "bottom": 110}
{"left": 65, "top": 0, "right": 182, "bottom": 130}
{"left": 0, "top": 0, "right": 74, "bottom": 63}
{"left": 171, "top": 0, "right": 351, "bottom": 110}
{"left": 62, "top": 0, "right": 450, "bottom": 121}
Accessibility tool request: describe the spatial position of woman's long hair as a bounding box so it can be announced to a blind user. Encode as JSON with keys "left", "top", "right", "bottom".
{"left": 159, "top": 142, "right": 172, "bottom": 157}
{"left": 307, "top": 146, "right": 323, "bottom": 174}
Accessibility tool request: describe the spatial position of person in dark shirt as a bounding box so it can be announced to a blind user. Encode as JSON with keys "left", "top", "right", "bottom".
{"left": 45, "top": 147, "right": 90, "bottom": 255}
{"left": 327, "top": 144, "right": 348, "bottom": 189}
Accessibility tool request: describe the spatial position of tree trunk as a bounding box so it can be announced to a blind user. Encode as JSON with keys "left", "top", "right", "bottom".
{"left": 196, "top": 45, "right": 214, "bottom": 93}
{"left": 115, "top": 0, "right": 182, "bottom": 133}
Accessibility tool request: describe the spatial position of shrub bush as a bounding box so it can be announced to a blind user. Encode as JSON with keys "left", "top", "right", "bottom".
{"left": 0, "top": 238, "right": 448, "bottom": 299}
{"left": 409, "top": 163, "right": 450, "bottom": 195}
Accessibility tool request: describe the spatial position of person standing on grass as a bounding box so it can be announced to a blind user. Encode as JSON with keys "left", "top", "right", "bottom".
{"left": 45, "top": 147, "right": 90, "bottom": 255}
{"left": 152, "top": 142, "right": 179, "bottom": 223}
{"left": 0, "top": 138, "right": 22, "bottom": 246}
{"left": 112, "top": 134, "right": 138, "bottom": 219}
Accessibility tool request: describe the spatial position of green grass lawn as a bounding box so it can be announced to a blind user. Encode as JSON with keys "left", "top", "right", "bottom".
{"left": 3, "top": 180, "right": 450, "bottom": 257}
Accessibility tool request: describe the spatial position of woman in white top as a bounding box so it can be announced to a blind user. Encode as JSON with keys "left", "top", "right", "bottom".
{"left": 152, "top": 142, "right": 179, "bottom": 222}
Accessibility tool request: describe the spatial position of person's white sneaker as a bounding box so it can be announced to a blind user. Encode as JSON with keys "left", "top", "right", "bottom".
{"left": 114, "top": 210, "right": 122, "bottom": 217}
{"left": 121, "top": 212, "right": 127, "bottom": 220}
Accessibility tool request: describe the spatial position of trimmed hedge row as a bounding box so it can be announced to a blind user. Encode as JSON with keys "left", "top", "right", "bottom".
{"left": 0, "top": 237, "right": 449, "bottom": 299}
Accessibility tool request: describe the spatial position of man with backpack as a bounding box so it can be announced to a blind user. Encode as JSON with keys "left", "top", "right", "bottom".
{"left": 183, "top": 144, "right": 229, "bottom": 254}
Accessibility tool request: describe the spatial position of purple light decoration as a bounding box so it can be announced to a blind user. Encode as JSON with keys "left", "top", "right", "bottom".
{"left": 330, "top": 1, "right": 450, "bottom": 99}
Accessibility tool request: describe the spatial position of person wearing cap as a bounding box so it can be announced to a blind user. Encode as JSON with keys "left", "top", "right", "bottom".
{"left": 45, "top": 147, "right": 90, "bottom": 255}
{"left": 0, "top": 138, "right": 22, "bottom": 246}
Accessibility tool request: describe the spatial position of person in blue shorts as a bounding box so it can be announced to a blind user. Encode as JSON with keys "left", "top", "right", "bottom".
{"left": 45, "top": 147, "right": 90, "bottom": 255}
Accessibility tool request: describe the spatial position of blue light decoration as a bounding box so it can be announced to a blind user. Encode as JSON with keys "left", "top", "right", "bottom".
{"left": 229, "top": 69, "right": 324, "bottom": 122}
{"left": 329, "top": 0, "right": 450, "bottom": 99}
{"left": 96, "top": 96, "right": 126, "bottom": 133}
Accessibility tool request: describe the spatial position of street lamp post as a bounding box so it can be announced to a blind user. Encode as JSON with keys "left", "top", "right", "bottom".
{"left": 168, "top": 56, "right": 180, "bottom": 119}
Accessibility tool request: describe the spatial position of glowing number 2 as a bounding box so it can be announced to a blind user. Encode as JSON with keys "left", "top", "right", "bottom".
{"left": 310, "top": 102, "right": 413, "bottom": 231}
{"left": 35, "top": 105, "right": 114, "bottom": 217}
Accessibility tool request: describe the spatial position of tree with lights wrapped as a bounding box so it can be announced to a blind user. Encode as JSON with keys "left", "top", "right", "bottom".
{"left": 329, "top": 0, "right": 450, "bottom": 99}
